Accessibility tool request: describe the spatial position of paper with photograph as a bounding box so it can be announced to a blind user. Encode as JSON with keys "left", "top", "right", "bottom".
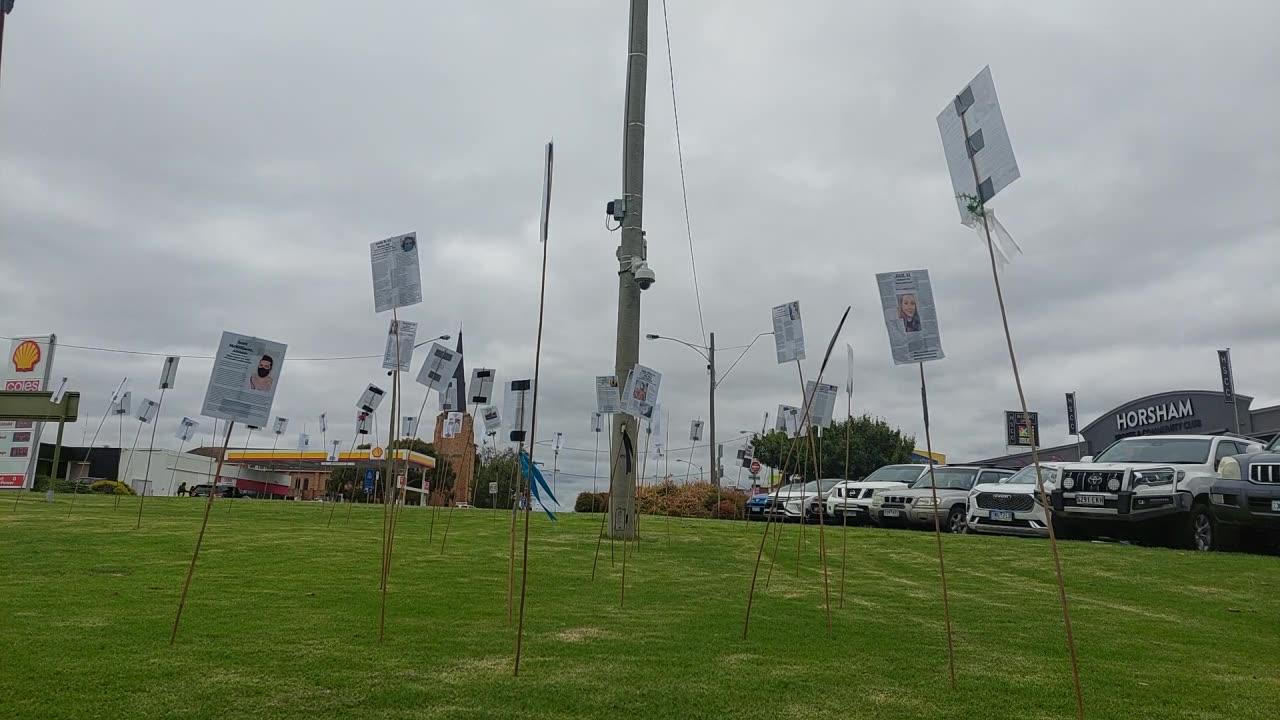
{"left": 876, "top": 270, "right": 945, "bottom": 366}
{"left": 201, "top": 332, "right": 287, "bottom": 428}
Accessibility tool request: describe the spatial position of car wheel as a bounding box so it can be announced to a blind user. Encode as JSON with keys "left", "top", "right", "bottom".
{"left": 947, "top": 506, "right": 966, "bottom": 534}
{"left": 1184, "top": 504, "right": 1216, "bottom": 551}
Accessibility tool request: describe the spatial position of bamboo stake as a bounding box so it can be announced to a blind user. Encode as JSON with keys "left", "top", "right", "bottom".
{"left": 170, "top": 421, "right": 234, "bottom": 644}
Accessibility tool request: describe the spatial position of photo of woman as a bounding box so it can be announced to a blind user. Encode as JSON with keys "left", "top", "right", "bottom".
{"left": 898, "top": 293, "right": 922, "bottom": 332}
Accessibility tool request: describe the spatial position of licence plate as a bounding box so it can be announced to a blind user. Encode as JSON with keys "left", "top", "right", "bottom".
{"left": 750, "top": 507, "right": 761, "bottom": 513}
{"left": 990, "top": 510, "right": 1014, "bottom": 522}
{"left": 1271, "top": 500, "right": 1280, "bottom": 512}
{"left": 1076, "top": 494, "right": 1106, "bottom": 507}
{"left": 882, "top": 508, "right": 900, "bottom": 517}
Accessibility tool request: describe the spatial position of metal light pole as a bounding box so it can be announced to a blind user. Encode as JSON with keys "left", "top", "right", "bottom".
{"left": 606, "top": 0, "right": 650, "bottom": 540}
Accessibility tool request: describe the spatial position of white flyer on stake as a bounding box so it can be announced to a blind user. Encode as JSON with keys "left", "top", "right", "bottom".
{"left": 200, "top": 332, "right": 287, "bottom": 429}
{"left": 382, "top": 319, "right": 418, "bottom": 372}
{"left": 136, "top": 398, "right": 160, "bottom": 424}
{"left": 776, "top": 404, "right": 801, "bottom": 438}
{"left": 175, "top": 417, "right": 200, "bottom": 442}
{"left": 595, "top": 375, "right": 621, "bottom": 415}
{"left": 443, "top": 411, "right": 464, "bottom": 439}
{"left": 416, "top": 343, "right": 462, "bottom": 394}
{"left": 802, "top": 381, "right": 839, "bottom": 428}
{"left": 690, "top": 420, "right": 704, "bottom": 442}
{"left": 370, "top": 232, "right": 422, "bottom": 313}
{"left": 771, "top": 301, "right": 806, "bottom": 364}
{"left": 469, "top": 368, "right": 495, "bottom": 405}
{"left": 876, "top": 270, "right": 945, "bottom": 366}
{"left": 621, "top": 365, "right": 661, "bottom": 420}
{"left": 937, "top": 65, "right": 1020, "bottom": 221}
{"left": 503, "top": 380, "right": 533, "bottom": 443}
{"left": 357, "top": 384, "right": 386, "bottom": 413}
{"left": 480, "top": 405, "right": 502, "bottom": 435}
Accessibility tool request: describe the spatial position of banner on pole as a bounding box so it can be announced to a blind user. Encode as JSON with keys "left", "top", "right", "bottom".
{"left": 382, "top": 319, "right": 418, "bottom": 372}
{"left": 370, "top": 232, "right": 422, "bottom": 313}
{"left": 771, "top": 301, "right": 806, "bottom": 364}
{"left": 876, "top": 270, "right": 945, "bottom": 366}
{"left": 1005, "top": 411, "right": 1039, "bottom": 448}
{"left": 621, "top": 364, "right": 661, "bottom": 420}
{"left": 469, "top": 368, "right": 495, "bottom": 405}
{"left": 1065, "top": 392, "right": 1079, "bottom": 435}
{"left": 357, "top": 384, "right": 386, "bottom": 413}
{"left": 159, "top": 356, "right": 180, "bottom": 390}
{"left": 200, "top": 331, "right": 287, "bottom": 429}
{"left": 416, "top": 343, "right": 462, "bottom": 395}
{"left": 1218, "top": 350, "right": 1236, "bottom": 404}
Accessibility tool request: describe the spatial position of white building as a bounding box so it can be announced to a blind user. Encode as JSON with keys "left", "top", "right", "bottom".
{"left": 116, "top": 448, "right": 290, "bottom": 497}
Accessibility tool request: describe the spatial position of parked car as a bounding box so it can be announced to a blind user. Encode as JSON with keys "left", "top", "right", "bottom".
{"left": 784, "top": 479, "right": 843, "bottom": 521}
{"left": 967, "top": 463, "right": 1061, "bottom": 538}
{"left": 189, "top": 484, "right": 243, "bottom": 498}
{"left": 1049, "top": 434, "right": 1263, "bottom": 550}
{"left": 745, "top": 492, "right": 771, "bottom": 520}
{"left": 1209, "top": 434, "right": 1280, "bottom": 549}
{"left": 825, "top": 464, "right": 930, "bottom": 524}
{"left": 871, "top": 466, "right": 1013, "bottom": 533}
{"left": 758, "top": 483, "right": 811, "bottom": 521}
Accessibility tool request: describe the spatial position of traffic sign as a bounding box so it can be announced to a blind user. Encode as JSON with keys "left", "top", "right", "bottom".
{"left": 750, "top": 459, "right": 762, "bottom": 475}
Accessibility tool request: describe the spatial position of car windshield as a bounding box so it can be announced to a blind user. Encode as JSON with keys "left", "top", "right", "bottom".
{"left": 1269, "top": 436, "right": 1280, "bottom": 452}
{"left": 1094, "top": 438, "right": 1211, "bottom": 464}
{"left": 911, "top": 468, "right": 977, "bottom": 490}
{"left": 865, "top": 465, "right": 925, "bottom": 483}
{"left": 817, "top": 480, "right": 840, "bottom": 492}
{"left": 1002, "top": 465, "right": 1056, "bottom": 485}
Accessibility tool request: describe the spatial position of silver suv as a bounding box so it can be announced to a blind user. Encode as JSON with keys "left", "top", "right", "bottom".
{"left": 871, "top": 466, "right": 1013, "bottom": 533}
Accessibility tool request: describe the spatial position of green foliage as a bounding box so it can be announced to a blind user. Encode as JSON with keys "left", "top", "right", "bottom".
{"left": 751, "top": 414, "right": 915, "bottom": 483}
{"left": 473, "top": 450, "right": 519, "bottom": 509}
{"left": 576, "top": 482, "right": 748, "bottom": 519}
{"left": 89, "top": 480, "right": 134, "bottom": 496}
{"left": 575, "top": 492, "right": 607, "bottom": 513}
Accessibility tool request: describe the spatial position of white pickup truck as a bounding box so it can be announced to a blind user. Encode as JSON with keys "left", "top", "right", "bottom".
{"left": 1049, "top": 434, "right": 1262, "bottom": 550}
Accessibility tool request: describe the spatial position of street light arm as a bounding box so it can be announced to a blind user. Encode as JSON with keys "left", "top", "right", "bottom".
{"left": 714, "top": 332, "right": 773, "bottom": 388}
{"left": 646, "top": 334, "right": 710, "bottom": 362}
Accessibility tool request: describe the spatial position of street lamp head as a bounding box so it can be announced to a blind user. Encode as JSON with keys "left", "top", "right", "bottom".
{"left": 440, "top": 334, "right": 451, "bottom": 341}
{"left": 645, "top": 334, "right": 660, "bottom": 340}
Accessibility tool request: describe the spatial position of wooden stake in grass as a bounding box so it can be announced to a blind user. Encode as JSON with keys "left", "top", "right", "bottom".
{"left": 65, "top": 377, "right": 127, "bottom": 517}
{"left": 513, "top": 140, "right": 554, "bottom": 677}
{"left": 507, "top": 441, "right": 523, "bottom": 625}
{"left": 839, "top": 357, "right": 853, "bottom": 609}
{"left": 796, "top": 365, "right": 832, "bottom": 636}
{"left": 378, "top": 318, "right": 403, "bottom": 644}
{"left": 918, "top": 363, "right": 957, "bottom": 689}
{"left": 170, "top": 421, "right": 234, "bottom": 645}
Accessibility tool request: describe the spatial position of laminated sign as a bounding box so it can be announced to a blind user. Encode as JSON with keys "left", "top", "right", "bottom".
{"left": 382, "top": 319, "right": 418, "bottom": 372}
{"left": 297, "top": 433, "right": 311, "bottom": 452}
{"left": 114, "top": 391, "right": 132, "bottom": 416}
{"left": 415, "top": 343, "right": 461, "bottom": 394}
{"left": 621, "top": 365, "right": 661, "bottom": 420}
{"left": 504, "top": 380, "right": 534, "bottom": 443}
{"left": 443, "top": 412, "right": 464, "bottom": 439}
{"left": 469, "top": 368, "right": 495, "bottom": 405}
{"left": 401, "top": 416, "right": 419, "bottom": 437}
{"left": 481, "top": 405, "right": 502, "bottom": 435}
{"left": 175, "top": 417, "right": 200, "bottom": 443}
{"left": 802, "top": 381, "right": 839, "bottom": 428}
{"left": 370, "top": 232, "right": 422, "bottom": 313}
{"left": 136, "top": 398, "right": 160, "bottom": 424}
{"left": 357, "top": 384, "right": 386, "bottom": 413}
{"left": 591, "top": 411, "right": 604, "bottom": 434}
{"left": 356, "top": 411, "right": 372, "bottom": 435}
{"left": 937, "top": 66, "right": 1020, "bottom": 220}
{"left": 876, "top": 270, "right": 945, "bottom": 366}
{"left": 159, "top": 356, "right": 180, "bottom": 390}
{"left": 689, "top": 420, "right": 704, "bottom": 442}
{"left": 200, "top": 331, "right": 287, "bottom": 429}
{"left": 326, "top": 439, "right": 342, "bottom": 462}
{"left": 595, "top": 375, "right": 621, "bottom": 415}
{"left": 272, "top": 417, "right": 289, "bottom": 435}
{"left": 771, "top": 301, "right": 806, "bottom": 364}
{"left": 439, "top": 379, "right": 460, "bottom": 412}
{"left": 776, "top": 404, "right": 801, "bottom": 438}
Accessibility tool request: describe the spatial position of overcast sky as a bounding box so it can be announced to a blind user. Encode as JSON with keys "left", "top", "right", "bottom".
{"left": 3, "top": 1, "right": 1277, "bottom": 501}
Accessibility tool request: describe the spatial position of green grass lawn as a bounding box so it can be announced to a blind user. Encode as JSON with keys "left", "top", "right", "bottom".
{"left": 2, "top": 494, "right": 1278, "bottom": 719}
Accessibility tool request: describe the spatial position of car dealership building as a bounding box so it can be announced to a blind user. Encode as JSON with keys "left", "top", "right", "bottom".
{"left": 968, "top": 389, "right": 1279, "bottom": 469}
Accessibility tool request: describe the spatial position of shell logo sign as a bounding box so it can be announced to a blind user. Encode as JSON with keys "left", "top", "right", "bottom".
{"left": 11, "top": 340, "right": 41, "bottom": 372}
{"left": 370, "top": 447, "right": 385, "bottom": 459}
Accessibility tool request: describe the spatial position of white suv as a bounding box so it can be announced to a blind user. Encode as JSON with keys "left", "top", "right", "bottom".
{"left": 967, "top": 463, "right": 1061, "bottom": 538}
{"left": 825, "top": 464, "right": 929, "bottom": 524}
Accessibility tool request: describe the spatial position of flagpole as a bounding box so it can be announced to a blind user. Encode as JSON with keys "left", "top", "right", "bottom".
{"left": 135, "top": 387, "right": 166, "bottom": 529}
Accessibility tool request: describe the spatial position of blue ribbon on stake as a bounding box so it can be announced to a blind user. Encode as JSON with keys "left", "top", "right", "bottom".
{"left": 519, "top": 450, "right": 559, "bottom": 522}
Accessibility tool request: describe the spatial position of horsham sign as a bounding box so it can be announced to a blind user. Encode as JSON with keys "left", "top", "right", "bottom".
{"left": 1081, "top": 390, "right": 1252, "bottom": 452}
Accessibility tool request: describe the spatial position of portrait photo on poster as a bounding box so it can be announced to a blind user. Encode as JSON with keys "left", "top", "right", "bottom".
{"left": 875, "top": 270, "right": 945, "bottom": 366}
{"left": 201, "top": 331, "right": 287, "bottom": 429}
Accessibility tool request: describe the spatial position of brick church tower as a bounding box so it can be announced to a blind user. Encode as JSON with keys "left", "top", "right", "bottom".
{"left": 432, "top": 412, "right": 476, "bottom": 504}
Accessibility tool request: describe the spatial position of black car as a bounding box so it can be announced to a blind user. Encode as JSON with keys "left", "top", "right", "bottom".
{"left": 189, "top": 484, "right": 243, "bottom": 498}
{"left": 1209, "top": 435, "right": 1280, "bottom": 550}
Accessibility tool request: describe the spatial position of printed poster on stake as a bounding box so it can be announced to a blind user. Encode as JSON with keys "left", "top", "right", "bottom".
{"left": 382, "top": 319, "right": 418, "bottom": 372}
{"left": 621, "top": 365, "right": 661, "bottom": 420}
{"left": 480, "top": 405, "right": 502, "bottom": 435}
{"left": 200, "top": 332, "right": 287, "bottom": 430}
{"left": 771, "top": 301, "right": 806, "bottom": 364}
{"left": 416, "top": 343, "right": 462, "bottom": 395}
{"left": 875, "top": 270, "right": 945, "bottom": 366}
{"left": 370, "top": 232, "right": 422, "bottom": 313}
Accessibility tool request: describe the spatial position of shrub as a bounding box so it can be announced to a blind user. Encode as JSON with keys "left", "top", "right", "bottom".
{"left": 89, "top": 480, "right": 134, "bottom": 496}
{"left": 574, "top": 492, "right": 609, "bottom": 513}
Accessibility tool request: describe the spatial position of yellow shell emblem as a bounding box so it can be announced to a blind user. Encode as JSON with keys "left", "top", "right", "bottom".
{"left": 371, "top": 447, "right": 384, "bottom": 459}
{"left": 11, "top": 340, "right": 41, "bottom": 372}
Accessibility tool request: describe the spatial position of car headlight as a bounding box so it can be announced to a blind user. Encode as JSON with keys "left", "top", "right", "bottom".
{"left": 1062, "top": 476, "right": 1075, "bottom": 491}
{"left": 916, "top": 497, "right": 936, "bottom": 507}
{"left": 1131, "top": 469, "right": 1175, "bottom": 487}
{"left": 1218, "top": 457, "right": 1241, "bottom": 480}
{"left": 1107, "top": 477, "right": 1121, "bottom": 492}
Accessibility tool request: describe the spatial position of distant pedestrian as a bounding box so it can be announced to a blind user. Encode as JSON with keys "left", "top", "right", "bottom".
{"left": 177, "top": 482, "right": 188, "bottom": 497}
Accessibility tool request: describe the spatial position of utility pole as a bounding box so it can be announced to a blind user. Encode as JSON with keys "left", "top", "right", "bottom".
{"left": 607, "top": 0, "right": 649, "bottom": 540}
{"left": 708, "top": 331, "right": 717, "bottom": 487}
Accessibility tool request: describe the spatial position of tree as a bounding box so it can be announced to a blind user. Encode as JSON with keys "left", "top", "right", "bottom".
{"left": 473, "top": 449, "right": 521, "bottom": 509}
{"left": 751, "top": 414, "right": 915, "bottom": 483}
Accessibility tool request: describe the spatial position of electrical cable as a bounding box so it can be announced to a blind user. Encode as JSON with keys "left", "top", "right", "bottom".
{"left": 0, "top": 334, "right": 449, "bottom": 363}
